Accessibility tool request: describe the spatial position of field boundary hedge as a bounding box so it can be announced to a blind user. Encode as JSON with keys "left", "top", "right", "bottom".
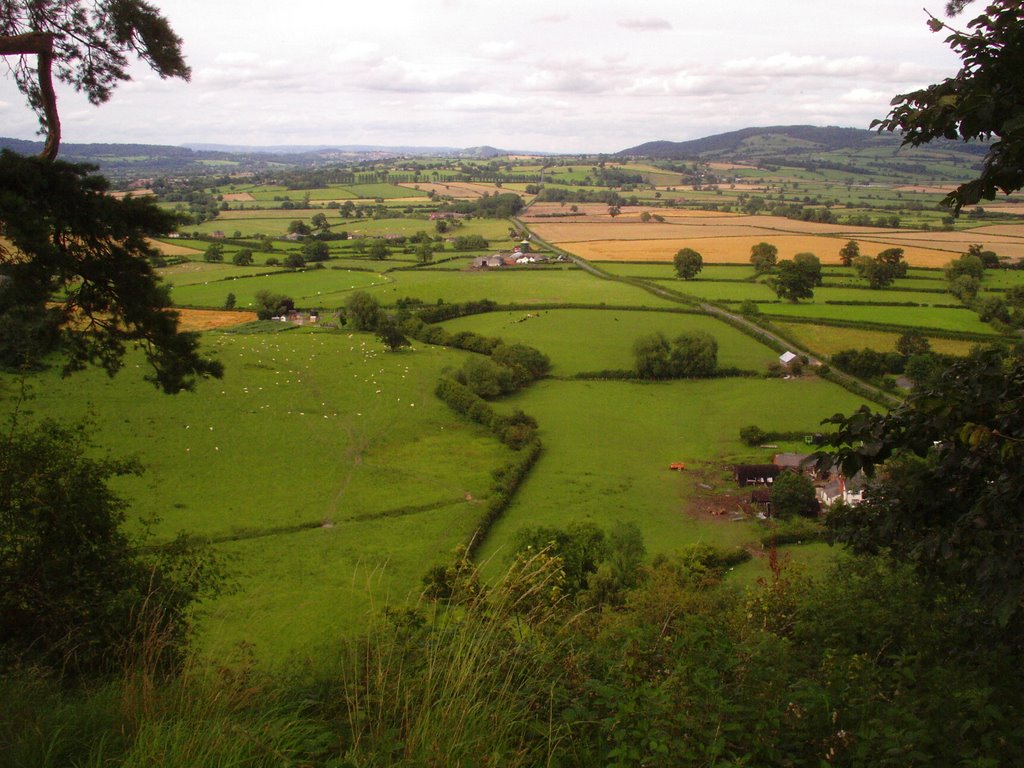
{"left": 433, "top": 375, "right": 543, "bottom": 556}
{"left": 562, "top": 367, "right": 760, "bottom": 381}
{"left": 467, "top": 439, "right": 542, "bottom": 557}
{"left": 759, "top": 313, "right": 1003, "bottom": 341}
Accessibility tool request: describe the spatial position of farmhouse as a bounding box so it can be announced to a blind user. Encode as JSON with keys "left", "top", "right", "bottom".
{"left": 779, "top": 351, "right": 798, "bottom": 366}
{"left": 817, "top": 473, "right": 866, "bottom": 507}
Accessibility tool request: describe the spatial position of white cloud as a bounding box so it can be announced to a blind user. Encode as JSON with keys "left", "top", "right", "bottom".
{"left": 532, "top": 14, "right": 568, "bottom": 23}
{"left": 521, "top": 69, "right": 607, "bottom": 94}
{"left": 618, "top": 17, "right": 672, "bottom": 31}
{"left": 445, "top": 92, "right": 521, "bottom": 111}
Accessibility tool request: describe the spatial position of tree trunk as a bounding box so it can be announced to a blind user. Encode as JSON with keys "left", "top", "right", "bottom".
{"left": 0, "top": 32, "right": 60, "bottom": 161}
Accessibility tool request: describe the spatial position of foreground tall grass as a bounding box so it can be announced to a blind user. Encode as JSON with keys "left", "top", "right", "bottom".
{"left": 5, "top": 546, "right": 1023, "bottom": 766}
{"left": 338, "top": 549, "right": 574, "bottom": 766}
{"left": 1, "top": 550, "right": 576, "bottom": 768}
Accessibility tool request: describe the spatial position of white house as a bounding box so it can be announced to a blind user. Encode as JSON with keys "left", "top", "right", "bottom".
{"left": 816, "top": 474, "right": 866, "bottom": 507}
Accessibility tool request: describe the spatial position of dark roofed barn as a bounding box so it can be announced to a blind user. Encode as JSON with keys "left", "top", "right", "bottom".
{"left": 734, "top": 464, "right": 780, "bottom": 487}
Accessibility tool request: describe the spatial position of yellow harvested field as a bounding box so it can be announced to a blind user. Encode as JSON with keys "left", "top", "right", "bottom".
{"left": 149, "top": 238, "right": 202, "bottom": 256}
{"left": 857, "top": 230, "right": 1024, "bottom": 260}
{"left": 110, "top": 189, "right": 155, "bottom": 199}
{"left": 398, "top": 181, "right": 504, "bottom": 198}
{"left": 209, "top": 208, "right": 323, "bottom": 219}
{"left": 176, "top": 308, "right": 257, "bottom": 331}
{"left": 708, "top": 161, "right": 757, "bottom": 171}
{"left": 535, "top": 222, "right": 776, "bottom": 242}
{"left": 522, "top": 202, "right": 742, "bottom": 221}
{"left": 982, "top": 202, "right": 1024, "bottom": 215}
{"left": 529, "top": 215, "right": 897, "bottom": 243}
{"left": 774, "top": 322, "right": 978, "bottom": 357}
{"left": 555, "top": 235, "right": 954, "bottom": 266}
{"left": 893, "top": 184, "right": 958, "bottom": 194}
{"left": 964, "top": 223, "right": 1024, "bottom": 237}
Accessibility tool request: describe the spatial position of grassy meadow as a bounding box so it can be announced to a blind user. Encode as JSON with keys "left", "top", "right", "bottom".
{"left": 2, "top": 330, "right": 511, "bottom": 660}
{"left": 440, "top": 308, "right": 780, "bottom": 374}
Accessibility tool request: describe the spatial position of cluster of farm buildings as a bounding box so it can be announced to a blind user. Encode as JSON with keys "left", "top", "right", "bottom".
{"left": 734, "top": 452, "right": 865, "bottom": 516}
{"left": 471, "top": 240, "right": 570, "bottom": 269}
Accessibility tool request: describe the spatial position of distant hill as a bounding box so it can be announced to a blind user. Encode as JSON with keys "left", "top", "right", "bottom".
{"left": 181, "top": 142, "right": 462, "bottom": 155}
{"left": 616, "top": 125, "right": 985, "bottom": 181}
{"left": 0, "top": 138, "right": 532, "bottom": 178}
{"left": 618, "top": 125, "right": 986, "bottom": 161}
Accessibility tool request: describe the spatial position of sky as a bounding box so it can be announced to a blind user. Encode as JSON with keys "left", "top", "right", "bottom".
{"left": 0, "top": 0, "right": 965, "bottom": 153}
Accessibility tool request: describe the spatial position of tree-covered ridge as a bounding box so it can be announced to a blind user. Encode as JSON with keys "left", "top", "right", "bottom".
{"left": 616, "top": 124, "right": 988, "bottom": 160}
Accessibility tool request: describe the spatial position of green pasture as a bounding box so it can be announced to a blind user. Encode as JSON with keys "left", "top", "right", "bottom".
{"left": 475, "top": 377, "right": 870, "bottom": 570}
{"left": 356, "top": 268, "right": 683, "bottom": 308}
{"left": 980, "top": 269, "right": 1024, "bottom": 288}
{"left": 761, "top": 302, "right": 998, "bottom": 334}
{"left": 157, "top": 262, "right": 285, "bottom": 287}
{"left": 656, "top": 279, "right": 952, "bottom": 306}
{"left": 772, "top": 321, "right": 983, "bottom": 358}
{"left": 822, "top": 274, "right": 947, "bottom": 292}
{"left": 168, "top": 267, "right": 386, "bottom": 308}
{"left": 594, "top": 262, "right": 757, "bottom": 280}
{"left": 440, "top": 308, "right": 780, "bottom": 375}
{"left": 345, "top": 183, "right": 429, "bottom": 199}
{"left": 728, "top": 542, "right": 839, "bottom": 587}
{"left": 202, "top": 502, "right": 482, "bottom": 662}
{"left": 216, "top": 183, "right": 427, "bottom": 202}
{"left": 156, "top": 239, "right": 307, "bottom": 267}
{"left": 186, "top": 211, "right": 513, "bottom": 240}
{"left": 189, "top": 213, "right": 325, "bottom": 237}
{"left": 2, "top": 330, "right": 511, "bottom": 661}
{"left": 415, "top": 256, "right": 478, "bottom": 270}
{"left": 342, "top": 217, "right": 513, "bottom": 241}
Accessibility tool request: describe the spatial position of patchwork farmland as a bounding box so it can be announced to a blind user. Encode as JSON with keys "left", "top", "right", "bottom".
{"left": 6, "top": 147, "right": 1024, "bottom": 666}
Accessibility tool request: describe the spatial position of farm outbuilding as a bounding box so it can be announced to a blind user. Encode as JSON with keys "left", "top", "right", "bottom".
{"left": 734, "top": 464, "right": 780, "bottom": 487}
{"left": 750, "top": 488, "right": 771, "bottom": 512}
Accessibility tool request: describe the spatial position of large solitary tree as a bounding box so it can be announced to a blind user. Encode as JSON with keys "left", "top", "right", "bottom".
{"left": 673, "top": 247, "right": 703, "bottom": 280}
